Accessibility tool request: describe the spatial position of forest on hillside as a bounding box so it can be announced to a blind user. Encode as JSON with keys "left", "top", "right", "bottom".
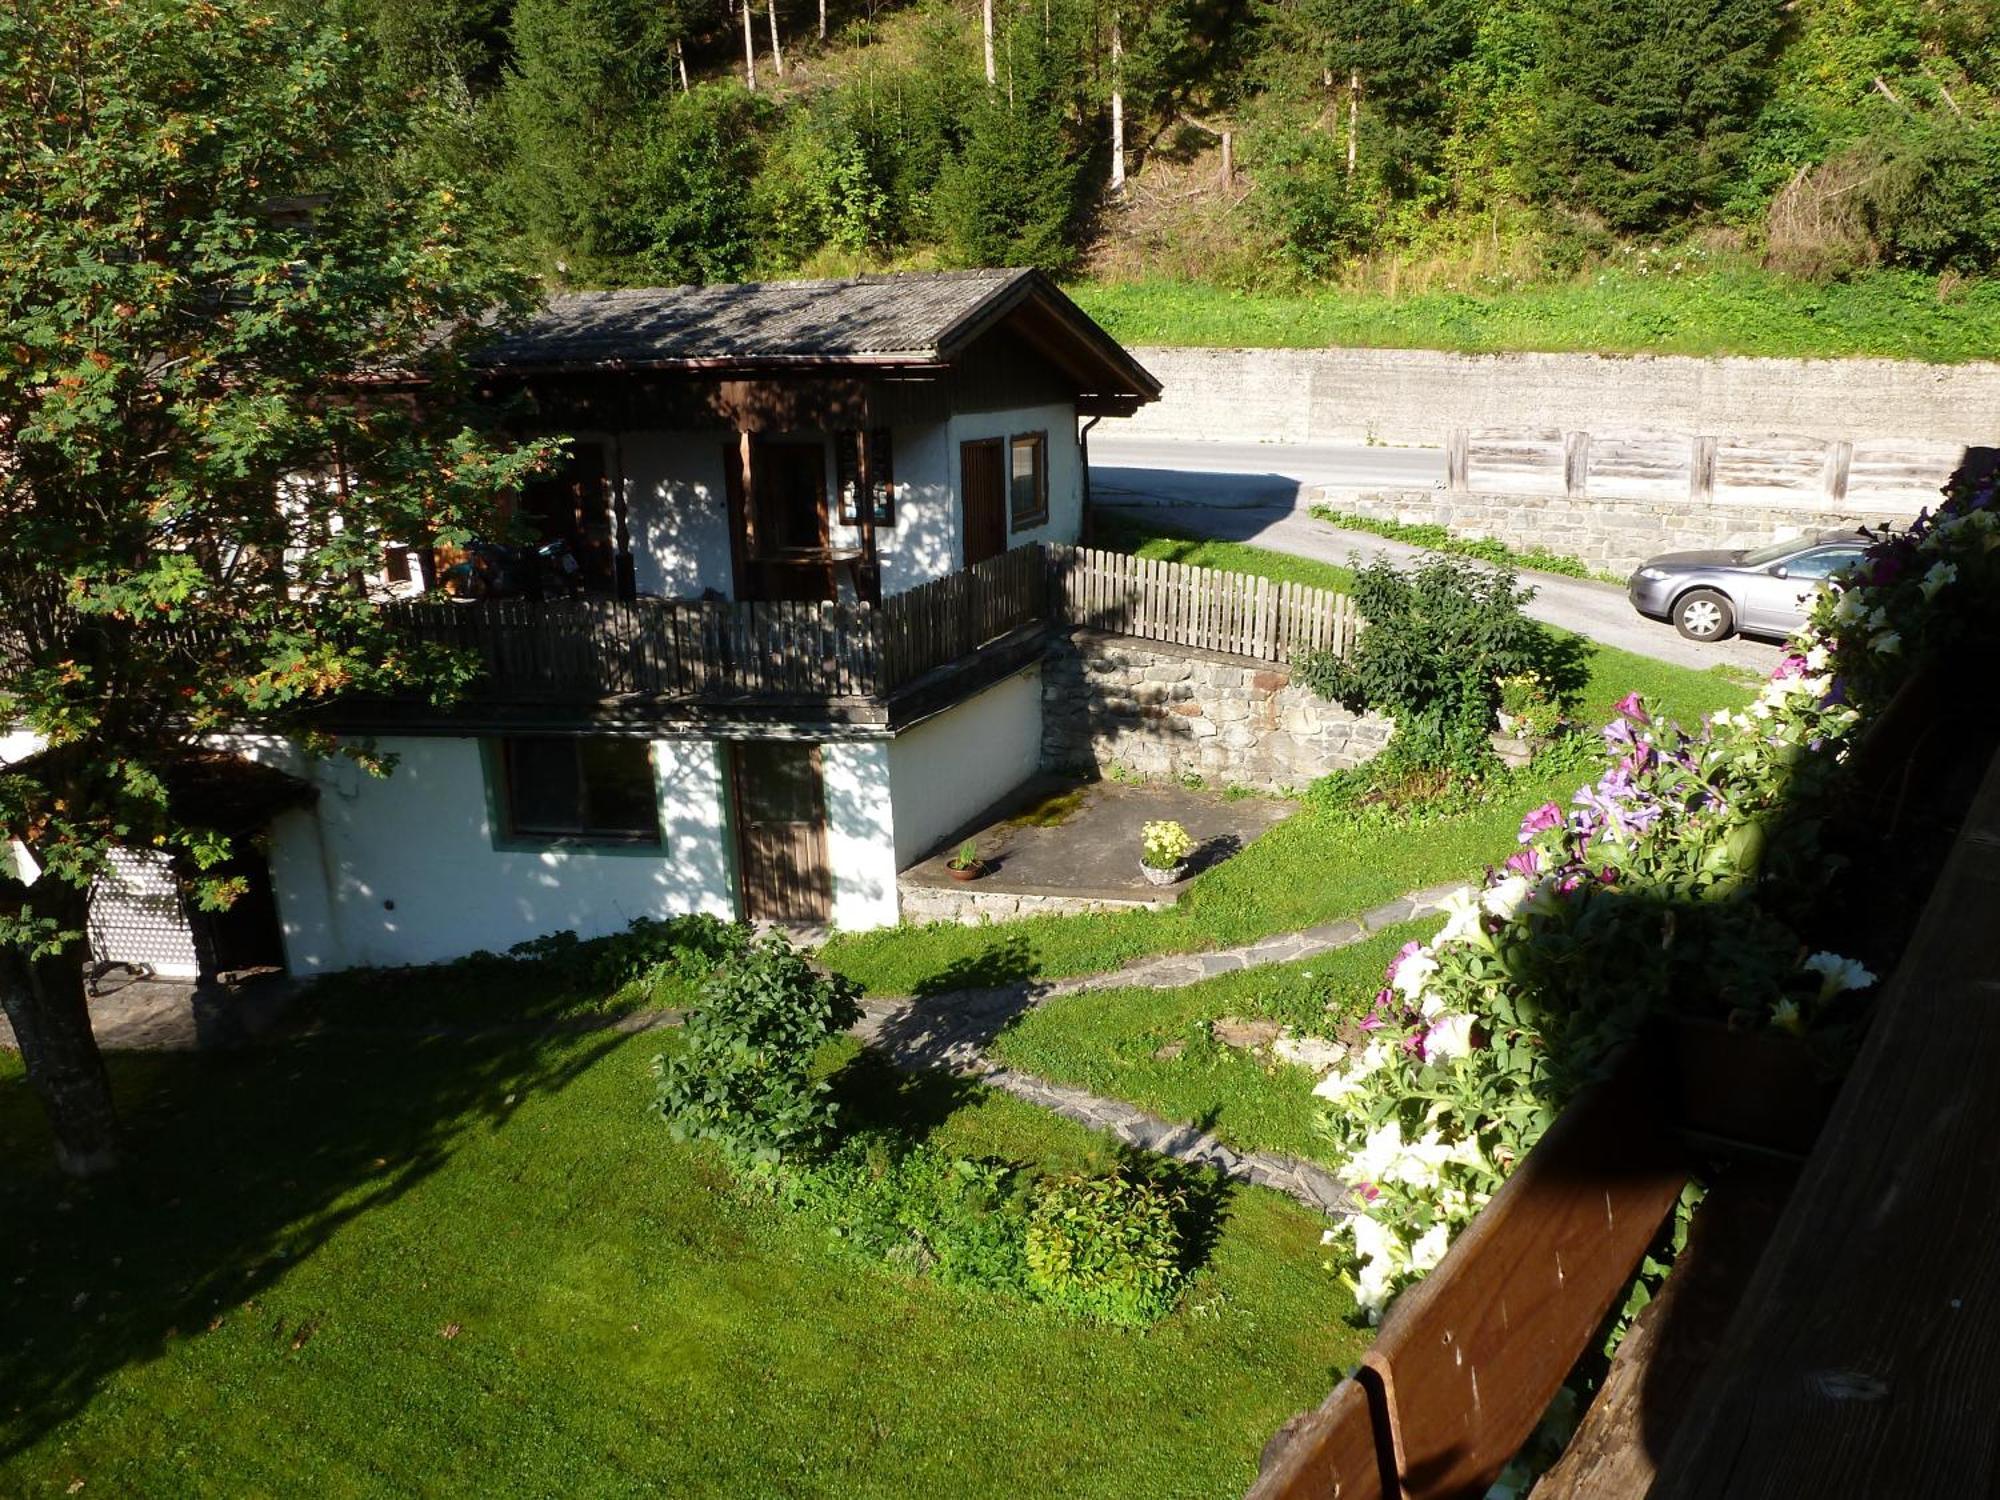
{"left": 330, "top": 0, "right": 2000, "bottom": 310}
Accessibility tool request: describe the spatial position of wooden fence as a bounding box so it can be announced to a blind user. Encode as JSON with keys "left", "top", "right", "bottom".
{"left": 382, "top": 542, "right": 1357, "bottom": 706}
{"left": 1051, "top": 545, "right": 1358, "bottom": 662}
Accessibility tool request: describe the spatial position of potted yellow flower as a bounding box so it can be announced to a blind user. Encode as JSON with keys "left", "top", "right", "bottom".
{"left": 1140, "top": 819, "right": 1197, "bottom": 885}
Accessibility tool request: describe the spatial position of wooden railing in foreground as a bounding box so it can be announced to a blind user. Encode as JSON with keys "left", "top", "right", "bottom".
{"left": 381, "top": 542, "right": 1357, "bottom": 707}
{"left": 1052, "top": 545, "right": 1359, "bottom": 662}
{"left": 1249, "top": 1051, "right": 1688, "bottom": 1500}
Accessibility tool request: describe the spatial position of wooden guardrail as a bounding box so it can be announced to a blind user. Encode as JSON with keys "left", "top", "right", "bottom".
{"left": 1051, "top": 545, "right": 1359, "bottom": 662}
{"left": 1250, "top": 1050, "right": 1688, "bottom": 1500}
{"left": 382, "top": 542, "right": 1359, "bottom": 707}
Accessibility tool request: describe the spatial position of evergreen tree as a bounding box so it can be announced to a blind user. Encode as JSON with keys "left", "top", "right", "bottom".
{"left": 1525, "top": 0, "right": 1784, "bottom": 231}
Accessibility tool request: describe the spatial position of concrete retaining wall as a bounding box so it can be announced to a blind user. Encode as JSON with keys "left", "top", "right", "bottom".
{"left": 897, "top": 882, "right": 1166, "bottom": 926}
{"left": 1327, "top": 488, "right": 1911, "bottom": 577}
{"left": 1041, "top": 630, "right": 1389, "bottom": 792}
{"left": 1113, "top": 345, "right": 2000, "bottom": 448}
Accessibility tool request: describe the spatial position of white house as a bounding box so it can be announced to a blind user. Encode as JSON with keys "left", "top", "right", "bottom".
{"left": 241, "top": 268, "right": 1160, "bottom": 974}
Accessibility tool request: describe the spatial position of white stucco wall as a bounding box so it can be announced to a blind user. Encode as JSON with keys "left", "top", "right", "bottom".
{"left": 949, "top": 403, "right": 1085, "bottom": 556}
{"left": 619, "top": 430, "right": 736, "bottom": 599}
{"left": 886, "top": 666, "right": 1045, "bottom": 869}
{"left": 820, "top": 741, "right": 900, "bottom": 931}
{"left": 826, "top": 420, "right": 961, "bottom": 597}
{"left": 266, "top": 735, "right": 736, "bottom": 972}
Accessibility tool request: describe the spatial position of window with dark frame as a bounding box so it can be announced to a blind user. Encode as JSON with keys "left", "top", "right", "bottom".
{"left": 497, "top": 737, "right": 661, "bottom": 844}
{"left": 1009, "top": 432, "right": 1048, "bottom": 530}
{"left": 835, "top": 429, "right": 896, "bottom": 527}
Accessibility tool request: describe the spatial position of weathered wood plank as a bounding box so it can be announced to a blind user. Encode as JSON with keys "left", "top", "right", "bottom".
{"left": 1247, "top": 1377, "right": 1388, "bottom": 1500}
{"left": 1649, "top": 745, "right": 2000, "bottom": 1499}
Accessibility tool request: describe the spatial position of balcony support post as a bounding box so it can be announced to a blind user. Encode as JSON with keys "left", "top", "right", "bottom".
{"left": 856, "top": 428, "right": 881, "bottom": 605}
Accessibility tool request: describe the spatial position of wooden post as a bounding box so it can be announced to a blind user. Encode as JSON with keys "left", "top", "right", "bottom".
{"left": 1691, "top": 435, "right": 1717, "bottom": 505}
{"left": 855, "top": 429, "right": 880, "bottom": 605}
{"left": 1220, "top": 129, "right": 1234, "bottom": 187}
{"left": 1564, "top": 430, "right": 1591, "bottom": 500}
{"left": 1823, "top": 439, "right": 1854, "bottom": 506}
{"left": 1446, "top": 428, "right": 1470, "bottom": 494}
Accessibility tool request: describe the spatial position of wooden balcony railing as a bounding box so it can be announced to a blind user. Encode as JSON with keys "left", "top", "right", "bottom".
{"left": 378, "top": 542, "right": 1358, "bottom": 710}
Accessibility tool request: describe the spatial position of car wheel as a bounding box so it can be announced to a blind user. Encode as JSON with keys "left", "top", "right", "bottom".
{"left": 1674, "top": 589, "right": 1734, "bottom": 642}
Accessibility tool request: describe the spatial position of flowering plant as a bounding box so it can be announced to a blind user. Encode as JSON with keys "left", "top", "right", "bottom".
{"left": 1140, "top": 819, "right": 1197, "bottom": 870}
{"left": 1308, "top": 460, "right": 2000, "bottom": 1322}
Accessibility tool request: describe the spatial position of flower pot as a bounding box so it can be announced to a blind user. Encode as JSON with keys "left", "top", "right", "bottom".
{"left": 947, "top": 860, "right": 986, "bottom": 882}
{"left": 1140, "top": 861, "right": 1187, "bottom": 886}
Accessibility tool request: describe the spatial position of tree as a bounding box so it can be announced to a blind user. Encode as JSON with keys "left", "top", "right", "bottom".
{"left": 1524, "top": 0, "right": 1784, "bottom": 231}
{"left": 0, "top": 0, "right": 548, "bottom": 1173}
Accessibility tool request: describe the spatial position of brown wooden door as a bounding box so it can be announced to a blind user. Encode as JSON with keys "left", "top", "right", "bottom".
{"left": 751, "top": 440, "right": 834, "bottom": 601}
{"left": 732, "top": 742, "right": 833, "bottom": 923}
{"left": 961, "top": 437, "right": 1006, "bottom": 567}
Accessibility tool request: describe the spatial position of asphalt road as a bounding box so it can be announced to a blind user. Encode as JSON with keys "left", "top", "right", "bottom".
{"left": 1086, "top": 450, "right": 1784, "bottom": 673}
{"left": 1089, "top": 434, "right": 1446, "bottom": 505}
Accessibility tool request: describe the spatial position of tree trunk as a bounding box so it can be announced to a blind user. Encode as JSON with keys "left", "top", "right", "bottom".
{"left": 677, "top": 38, "right": 691, "bottom": 93}
{"left": 819, "top": 0, "right": 827, "bottom": 41}
{"left": 768, "top": 0, "right": 786, "bottom": 77}
{"left": 1346, "top": 69, "right": 1359, "bottom": 175}
{"left": 0, "top": 889, "right": 118, "bottom": 1177}
{"left": 982, "top": 0, "right": 995, "bottom": 84}
{"left": 742, "top": 0, "right": 757, "bottom": 89}
{"left": 1109, "top": 12, "right": 1126, "bottom": 195}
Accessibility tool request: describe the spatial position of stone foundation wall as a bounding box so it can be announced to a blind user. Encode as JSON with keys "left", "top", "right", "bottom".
{"left": 897, "top": 882, "right": 1168, "bottom": 926}
{"left": 1041, "top": 630, "right": 1390, "bottom": 792}
{"left": 1326, "top": 487, "right": 1912, "bottom": 577}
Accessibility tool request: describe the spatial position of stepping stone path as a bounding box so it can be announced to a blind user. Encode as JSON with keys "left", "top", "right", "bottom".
{"left": 849, "top": 882, "right": 1468, "bottom": 1218}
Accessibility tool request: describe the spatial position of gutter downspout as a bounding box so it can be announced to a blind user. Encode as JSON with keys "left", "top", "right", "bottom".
{"left": 1078, "top": 414, "right": 1101, "bottom": 546}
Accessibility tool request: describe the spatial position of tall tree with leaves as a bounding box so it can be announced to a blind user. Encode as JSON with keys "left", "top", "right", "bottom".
{"left": 0, "top": 0, "right": 549, "bottom": 1173}
{"left": 1524, "top": 0, "right": 1783, "bottom": 231}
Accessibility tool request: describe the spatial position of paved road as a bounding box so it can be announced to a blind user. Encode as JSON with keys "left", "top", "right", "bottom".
{"left": 1094, "top": 498, "right": 1784, "bottom": 674}
{"left": 1089, "top": 434, "right": 1444, "bottom": 505}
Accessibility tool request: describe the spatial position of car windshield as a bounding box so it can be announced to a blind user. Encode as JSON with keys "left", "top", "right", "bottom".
{"left": 1740, "top": 537, "right": 1817, "bottom": 566}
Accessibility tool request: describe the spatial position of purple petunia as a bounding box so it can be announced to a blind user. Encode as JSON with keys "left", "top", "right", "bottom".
{"left": 1614, "top": 692, "right": 1649, "bottom": 722}
{"left": 1504, "top": 848, "right": 1540, "bottom": 878}
{"left": 1518, "top": 801, "right": 1564, "bottom": 842}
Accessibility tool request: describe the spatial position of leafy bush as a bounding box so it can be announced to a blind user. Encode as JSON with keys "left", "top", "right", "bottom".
{"left": 509, "top": 913, "right": 750, "bottom": 992}
{"left": 1024, "top": 1171, "right": 1187, "bottom": 1326}
{"left": 653, "top": 935, "right": 863, "bottom": 1167}
{"left": 1311, "top": 507, "right": 1601, "bottom": 580}
{"left": 784, "top": 1134, "right": 1033, "bottom": 1292}
{"left": 1297, "top": 554, "right": 1588, "bottom": 773}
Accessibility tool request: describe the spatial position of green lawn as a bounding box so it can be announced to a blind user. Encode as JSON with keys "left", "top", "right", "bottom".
{"left": 0, "top": 1024, "right": 1367, "bottom": 1498}
{"left": 1092, "top": 510, "right": 1359, "bottom": 594}
{"left": 1068, "top": 268, "right": 2000, "bottom": 363}
{"left": 991, "top": 924, "right": 1433, "bottom": 1168}
{"left": 821, "top": 631, "right": 1753, "bottom": 999}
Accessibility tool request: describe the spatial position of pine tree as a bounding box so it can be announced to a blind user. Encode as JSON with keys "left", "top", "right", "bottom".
{"left": 1525, "top": 0, "right": 1784, "bottom": 231}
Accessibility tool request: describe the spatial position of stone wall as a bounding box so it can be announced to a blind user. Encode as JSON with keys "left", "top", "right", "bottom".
{"left": 1325, "top": 487, "right": 1912, "bottom": 577}
{"left": 1041, "top": 629, "right": 1389, "bottom": 791}
{"left": 1112, "top": 345, "right": 2000, "bottom": 448}
{"left": 897, "top": 881, "right": 1168, "bottom": 926}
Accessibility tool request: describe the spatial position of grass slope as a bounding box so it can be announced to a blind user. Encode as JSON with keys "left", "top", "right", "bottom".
{"left": 0, "top": 1028, "right": 1366, "bottom": 1498}
{"left": 1070, "top": 269, "right": 2000, "bottom": 363}
{"left": 991, "top": 923, "right": 1435, "bottom": 1167}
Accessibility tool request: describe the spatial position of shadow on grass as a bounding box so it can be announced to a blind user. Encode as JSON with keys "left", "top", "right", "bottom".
{"left": 0, "top": 1023, "right": 623, "bottom": 1461}
{"left": 909, "top": 932, "right": 1041, "bottom": 1001}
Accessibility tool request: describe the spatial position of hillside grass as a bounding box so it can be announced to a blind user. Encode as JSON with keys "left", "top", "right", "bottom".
{"left": 1069, "top": 268, "right": 2000, "bottom": 362}
{"left": 0, "top": 1027, "right": 1365, "bottom": 1498}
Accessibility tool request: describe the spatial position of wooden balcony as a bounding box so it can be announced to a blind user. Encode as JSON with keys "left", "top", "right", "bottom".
{"left": 349, "top": 543, "right": 1358, "bottom": 734}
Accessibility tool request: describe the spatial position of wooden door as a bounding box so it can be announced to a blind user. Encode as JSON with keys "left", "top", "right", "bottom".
{"left": 961, "top": 437, "right": 1007, "bottom": 568}
{"left": 751, "top": 440, "right": 834, "bottom": 601}
{"left": 732, "top": 742, "right": 833, "bottom": 923}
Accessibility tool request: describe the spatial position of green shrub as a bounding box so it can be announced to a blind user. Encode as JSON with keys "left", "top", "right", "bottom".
{"left": 509, "top": 913, "right": 750, "bottom": 992}
{"left": 784, "top": 1134, "right": 1033, "bottom": 1292}
{"left": 1297, "top": 553, "right": 1588, "bottom": 773}
{"left": 653, "top": 935, "right": 862, "bottom": 1167}
{"left": 1024, "top": 1171, "right": 1187, "bottom": 1326}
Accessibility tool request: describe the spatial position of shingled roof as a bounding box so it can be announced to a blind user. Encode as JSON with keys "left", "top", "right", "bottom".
{"left": 473, "top": 268, "right": 1160, "bottom": 409}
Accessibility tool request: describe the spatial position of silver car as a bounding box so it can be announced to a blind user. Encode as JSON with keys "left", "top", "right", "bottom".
{"left": 1627, "top": 531, "right": 1871, "bottom": 642}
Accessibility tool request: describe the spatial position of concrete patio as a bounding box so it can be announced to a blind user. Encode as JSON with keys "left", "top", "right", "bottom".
{"left": 897, "top": 774, "right": 1293, "bottom": 925}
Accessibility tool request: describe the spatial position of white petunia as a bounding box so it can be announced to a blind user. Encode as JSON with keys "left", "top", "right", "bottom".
{"left": 1423, "top": 1012, "right": 1477, "bottom": 1062}
{"left": 1805, "top": 643, "right": 1832, "bottom": 671}
{"left": 1409, "top": 1222, "right": 1451, "bottom": 1274}
{"left": 1871, "top": 630, "right": 1902, "bottom": 655}
{"left": 1480, "top": 875, "right": 1532, "bottom": 921}
{"left": 1833, "top": 590, "right": 1869, "bottom": 625}
{"left": 1770, "top": 998, "right": 1804, "bottom": 1036}
{"left": 1804, "top": 951, "right": 1877, "bottom": 995}
{"left": 1390, "top": 949, "right": 1439, "bottom": 1002}
{"left": 1921, "top": 561, "right": 1959, "bottom": 601}
{"left": 1433, "top": 888, "right": 1487, "bottom": 948}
